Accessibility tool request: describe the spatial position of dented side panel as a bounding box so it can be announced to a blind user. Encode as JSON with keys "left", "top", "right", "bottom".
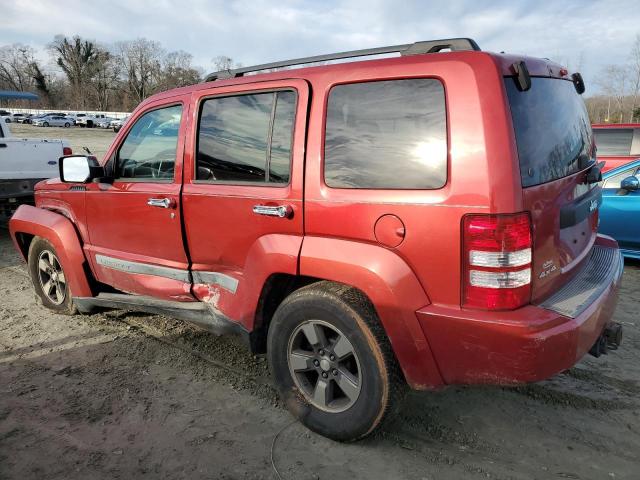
{"left": 191, "top": 233, "right": 302, "bottom": 330}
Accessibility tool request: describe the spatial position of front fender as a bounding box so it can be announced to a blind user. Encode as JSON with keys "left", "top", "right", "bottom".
{"left": 299, "top": 237, "right": 444, "bottom": 390}
{"left": 9, "top": 205, "right": 93, "bottom": 297}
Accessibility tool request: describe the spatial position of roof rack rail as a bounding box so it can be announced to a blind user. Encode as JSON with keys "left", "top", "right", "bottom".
{"left": 204, "top": 37, "right": 480, "bottom": 82}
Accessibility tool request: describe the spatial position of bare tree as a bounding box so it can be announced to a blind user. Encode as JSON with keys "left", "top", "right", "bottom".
{"left": 157, "top": 50, "right": 201, "bottom": 91}
{"left": 91, "top": 50, "right": 120, "bottom": 111}
{"left": 0, "top": 44, "right": 37, "bottom": 91}
{"left": 598, "top": 65, "right": 629, "bottom": 123}
{"left": 50, "top": 35, "right": 105, "bottom": 108}
{"left": 628, "top": 34, "right": 640, "bottom": 122}
{"left": 211, "top": 55, "right": 244, "bottom": 73}
{"left": 117, "top": 38, "right": 164, "bottom": 107}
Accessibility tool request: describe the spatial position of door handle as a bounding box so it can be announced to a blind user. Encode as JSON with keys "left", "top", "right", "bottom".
{"left": 147, "top": 197, "right": 175, "bottom": 209}
{"left": 252, "top": 204, "right": 293, "bottom": 218}
{"left": 0, "top": 143, "right": 6, "bottom": 148}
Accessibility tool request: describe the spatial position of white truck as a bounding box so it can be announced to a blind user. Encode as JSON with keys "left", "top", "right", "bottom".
{"left": 75, "top": 113, "right": 109, "bottom": 128}
{"left": 0, "top": 121, "right": 71, "bottom": 219}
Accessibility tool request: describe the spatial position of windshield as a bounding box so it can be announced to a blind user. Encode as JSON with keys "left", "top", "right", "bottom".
{"left": 505, "top": 77, "right": 593, "bottom": 187}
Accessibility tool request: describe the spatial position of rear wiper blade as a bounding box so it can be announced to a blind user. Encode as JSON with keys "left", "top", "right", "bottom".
{"left": 586, "top": 161, "right": 605, "bottom": 184}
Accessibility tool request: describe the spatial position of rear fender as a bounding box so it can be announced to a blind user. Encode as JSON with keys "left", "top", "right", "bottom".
{"left": 9, "top": 205, "right": 93, "bottom": 297}
{"left": 299, "top": 236, "right": 444, "bottom": 389}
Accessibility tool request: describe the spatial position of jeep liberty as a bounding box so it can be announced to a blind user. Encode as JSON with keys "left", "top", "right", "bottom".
{"left": 9, "top": 38, "right": 623, "bottom": 441}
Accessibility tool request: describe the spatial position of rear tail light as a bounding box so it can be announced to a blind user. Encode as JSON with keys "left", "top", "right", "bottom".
{"left": 462, "top": 213, "right": 532, "bottom": 310}
{"left": 63, "top": 147, "right": 72, "bottom": 156}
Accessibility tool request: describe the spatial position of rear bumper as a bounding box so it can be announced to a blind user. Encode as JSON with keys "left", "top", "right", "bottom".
{"left": 417, "top": 235, "right": 623, "bottom": 385}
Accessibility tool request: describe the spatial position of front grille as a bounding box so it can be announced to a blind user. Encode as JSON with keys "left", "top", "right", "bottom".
{"left": 538, "top": 245, "right": 623, "bottom": 318}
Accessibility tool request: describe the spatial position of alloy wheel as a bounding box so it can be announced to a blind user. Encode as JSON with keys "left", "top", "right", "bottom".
{"left": 37, "top": 250, "right": 67, "bottom": 305}
{"left": 287, "top": 319, "right": 362, "bottom": 413}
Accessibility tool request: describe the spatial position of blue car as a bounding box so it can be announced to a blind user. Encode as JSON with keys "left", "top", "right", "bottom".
{"left": 599, "top": 159, "right": 640, "bottom": 259}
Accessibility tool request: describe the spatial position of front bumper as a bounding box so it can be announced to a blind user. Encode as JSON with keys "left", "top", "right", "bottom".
{"left": 417, "top": 235, "right": 623, "bottom": 385}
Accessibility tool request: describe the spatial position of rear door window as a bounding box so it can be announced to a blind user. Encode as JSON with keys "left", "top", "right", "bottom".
{"left": 324, "top": 79, "right": 447, "bottom": 189}
{"left": 594, "top": 129, "right": 633, "bottom": 156}
{"left": 196, "top": 90, "right": 296, "bottom": 184}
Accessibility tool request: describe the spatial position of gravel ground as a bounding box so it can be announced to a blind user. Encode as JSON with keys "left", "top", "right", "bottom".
{"left": 0, "top": 226, "right": 639, "bottom": 480}
{"left": 6, "top": 123, "right": 117, "bottom": 159}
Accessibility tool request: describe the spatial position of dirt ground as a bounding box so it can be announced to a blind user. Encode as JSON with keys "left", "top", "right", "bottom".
{"left": 1, "top": 228, "right": 639, "bottom": 480}
{"left": 7, "top": 123, "right": 117, "bottom": 159}
{"left": 1, "top": 125, "right": 640, "bottom": 479}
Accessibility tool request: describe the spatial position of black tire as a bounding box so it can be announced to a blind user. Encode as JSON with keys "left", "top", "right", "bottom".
{"left": 43, "top": 121, "right": 49, "bottom": 127}
{"left": 267, "top": 281, "right": 405, "bottom": 441}
{"left": 64, "top": 122, "right": 70, "bottom": 128}
{"left": 27, "top": 237, "right": 77, "bottom": 315}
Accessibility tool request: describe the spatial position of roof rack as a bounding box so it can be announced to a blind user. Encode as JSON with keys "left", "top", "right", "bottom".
{"left": 204, "top": 37, "right": 480, "bottom": 82}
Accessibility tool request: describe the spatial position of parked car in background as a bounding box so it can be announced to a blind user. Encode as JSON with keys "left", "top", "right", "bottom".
{"left": 96, "top": 117, "right": 115, "bottom": 128}
{"left": 68, "top": 113, "right": 87, "bottom": 125}
{"left": 9, "top": 38, "right": 624, "bottom": 441}
{"left": 76, "top": 113, "right": 108, "bottom": 128}
{"left": 0, "top": 120, "right": 71, "bottom": 219}
{"left": 593, "top": 123, "right": 640, "bottom": 172}
{"left": 32, "top": 115, "right": 73, "bottom": 127}
{"left": 15, "top": 114, "right": 34, "bottom": 123}
{"left": 11, "top": 113, "right": 27, "bottom": 122}
{"left": 23, "top": 114, "right": 48, "bottom": 125}
{"left": 110, "top": 116, "right": 128, "bottom": 132}
{"left": 599, "top": 158, "right": 640, "bottom": 259}
{"left": 0, "top": 112, "right": 13, "bottom": 123}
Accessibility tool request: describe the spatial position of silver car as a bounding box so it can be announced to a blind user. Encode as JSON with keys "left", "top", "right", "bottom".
{"left": 110, "top": 116, "right": 129, "bottom": 132}
{"left": 32, "top": 115, "right": 74, "bottom": 128}
{"left": 96, "top": 117, "right": 115, "bottom": 128}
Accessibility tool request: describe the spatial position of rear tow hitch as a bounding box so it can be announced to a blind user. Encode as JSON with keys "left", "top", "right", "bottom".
{"left": 589, "top": 322, "right": 623, "bottom": 358}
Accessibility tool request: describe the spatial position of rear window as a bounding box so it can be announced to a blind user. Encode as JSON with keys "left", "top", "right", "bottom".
{"left": 505, "top": 78, "right": 593, "bottom": 187}
{"left": 324, "top": 79, "right": 447, "bottom": 189}
{"left": 593, "top": 128, "right": 633, "bottom": 156}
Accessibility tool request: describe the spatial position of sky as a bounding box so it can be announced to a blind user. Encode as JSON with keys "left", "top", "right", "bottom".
{"left": 1, "top": 0, "right": 639, "bottom": 94}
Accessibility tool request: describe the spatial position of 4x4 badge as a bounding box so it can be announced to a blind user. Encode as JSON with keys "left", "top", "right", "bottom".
{"left": 539, "top": 259, "right": 558, "bottom": 279}
{"left": 589, "top": 199, "right": 598, "bottom": 212}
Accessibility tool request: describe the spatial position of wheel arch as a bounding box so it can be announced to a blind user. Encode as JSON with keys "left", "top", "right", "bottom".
{"left": 9, "top": 205, "right": 94, "bottom": 297}
{"left": 253, "top": 237, "right": 445, "bottom": 390}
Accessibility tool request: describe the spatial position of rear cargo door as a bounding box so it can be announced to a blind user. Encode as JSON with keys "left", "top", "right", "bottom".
{"left": 505, "top": 77, "right": 600, "bottom": 302}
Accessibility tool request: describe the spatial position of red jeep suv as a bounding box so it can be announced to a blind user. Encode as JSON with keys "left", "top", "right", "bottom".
{"left": 9, "top": 38, "right": 623, "bottom": 441}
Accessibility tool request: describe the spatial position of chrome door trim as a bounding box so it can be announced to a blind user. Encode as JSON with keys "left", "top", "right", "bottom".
{"left": 95, "top": 254, "right": 239, "bottom": 293}
{"left": 96, "top": 254, "right": 190, "bottom": 282}
{"left": 191, "top": 271, "right": 239, "bottom": 293}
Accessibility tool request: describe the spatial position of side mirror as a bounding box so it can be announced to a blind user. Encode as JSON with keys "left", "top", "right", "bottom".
{"left": 59, "top": 155, "right": 104, "bottom": 183}
{"left": 620, "top": 176, "right": 640, "bottom": 192}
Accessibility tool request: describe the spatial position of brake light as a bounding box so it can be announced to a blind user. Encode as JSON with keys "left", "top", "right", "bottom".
{"left": 462, "top": 213, "right": 532, "bottom": 310}
{"left": 63, "top": 147, "right": 72, "bottom": 156}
